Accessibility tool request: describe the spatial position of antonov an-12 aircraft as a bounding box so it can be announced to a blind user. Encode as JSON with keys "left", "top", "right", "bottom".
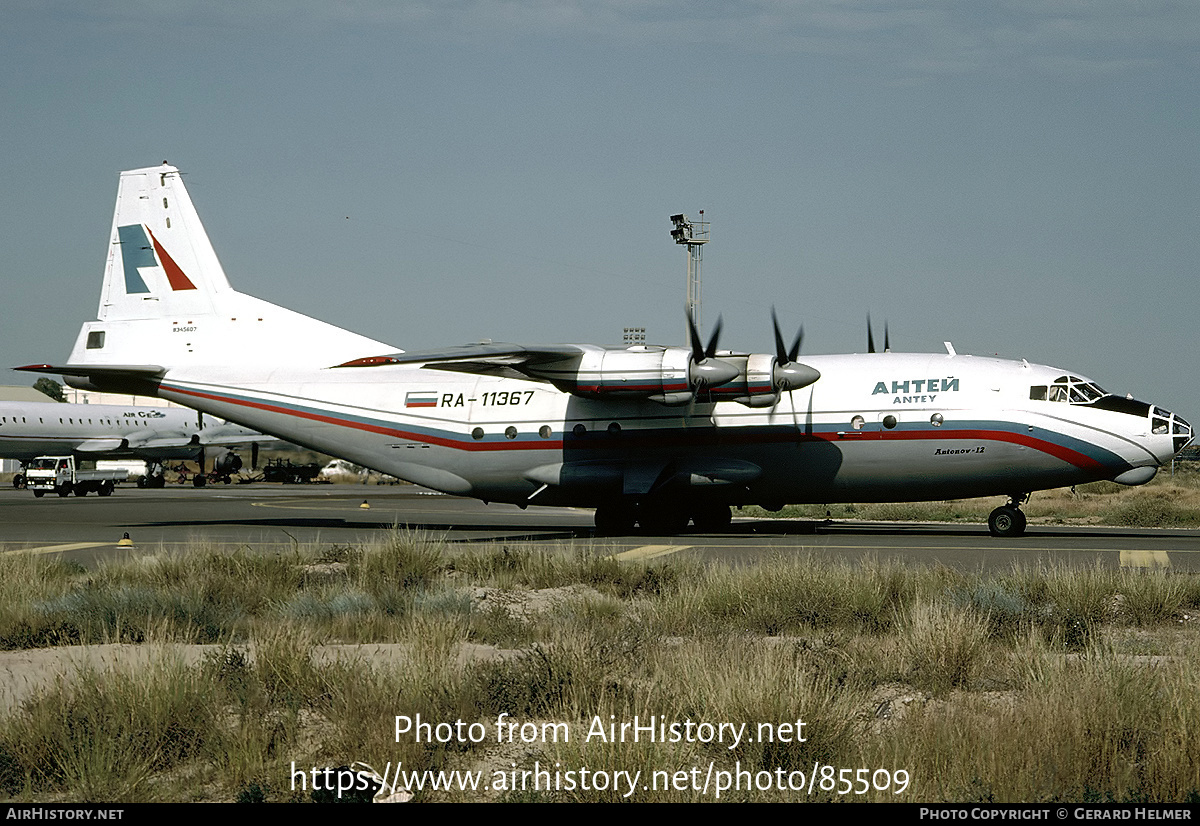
{"left": 19, "top": 164, "right": 1194, "bottom": 535}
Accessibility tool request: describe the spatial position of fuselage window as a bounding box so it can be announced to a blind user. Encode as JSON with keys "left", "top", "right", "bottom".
{"left": 1030, "top": 386, "right": 1047, "bottom": 401}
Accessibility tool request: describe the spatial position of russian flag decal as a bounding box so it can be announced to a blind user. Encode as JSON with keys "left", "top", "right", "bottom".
{"left": 405, "top": 391, "right": 439, "bottom": 408}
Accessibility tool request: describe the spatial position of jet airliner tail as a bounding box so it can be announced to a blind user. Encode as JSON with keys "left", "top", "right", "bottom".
{"left": 63, "top": 163, "right": 394, "bottom": 375}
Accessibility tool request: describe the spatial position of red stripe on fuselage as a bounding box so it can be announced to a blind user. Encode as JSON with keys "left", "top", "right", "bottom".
{"left": 159, "top": 383, "right": 1109, "bottom": 470}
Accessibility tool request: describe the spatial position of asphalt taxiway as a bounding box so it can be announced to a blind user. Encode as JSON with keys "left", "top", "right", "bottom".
{"left": 1, "top": 484, "right": 1198, "bottom": 572}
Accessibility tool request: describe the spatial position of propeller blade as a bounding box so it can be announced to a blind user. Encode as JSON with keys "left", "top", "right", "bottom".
{"left": 884, "top": 321, "right": 890, "bottom": 353}
{"left": 867, "top": 313, "right": 876, "bottom": 354}
{"left": 772, "top": 308, "right": 804, "bottom": 364}
{"left": 704, "top": 315, "right": 723, "bottom": 359}
{"left": 772, "top": 307, "right": 788, "bottom": 363}
{"left": 251, "top": 442, "right": 260, "bottom": 471}
{"left": 687, "top": 312, "right": 705, "bottom": 363}
{"left": 788, "top": 325, "right": 803, "bottom": 363}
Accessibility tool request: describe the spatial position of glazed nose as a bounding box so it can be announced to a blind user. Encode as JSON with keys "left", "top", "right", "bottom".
{"left": 1152, "top": 406, "right": 1193, "bottom": 459}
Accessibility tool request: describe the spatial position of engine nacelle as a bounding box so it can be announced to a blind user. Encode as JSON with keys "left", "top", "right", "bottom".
{"left": 526, "top": 346, "right": 690, "bottom": 402}
{"left": 525, "top": 345, "right": 740, "bottom": 406}
{"left": 701, "top": 353, "right": 821, "bottom": 407}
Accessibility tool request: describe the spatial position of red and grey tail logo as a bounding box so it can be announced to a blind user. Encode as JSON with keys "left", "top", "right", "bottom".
{"left": 118, "top": 224, "right": 197, "bottom": 293}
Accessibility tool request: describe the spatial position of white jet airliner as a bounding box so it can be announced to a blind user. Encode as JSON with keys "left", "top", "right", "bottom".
{"left": 18, "top": 164, "right": 1193, "bottom": 535}
{"left": 0, "top": 398, "right": 266, "bottom": 487}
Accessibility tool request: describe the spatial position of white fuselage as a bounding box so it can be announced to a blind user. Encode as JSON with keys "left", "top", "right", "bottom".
{"left": 144, "top": 351, "right": 1181, "bottom": 508}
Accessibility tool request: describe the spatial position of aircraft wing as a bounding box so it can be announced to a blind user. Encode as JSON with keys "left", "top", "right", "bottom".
{"left": 198, "top": 423, "right": 278, "bottom": 447}
{"left": 126, "top": 435, "right": 199, "bottom": 451}
{"left": 75, "top": 438, "right": 127, "bottom": 453}
{"left": 335, "top": 344, "right": 586, "bottom": 368}
{"left": 333, "top": 344, "right": 588, "bottom": 383}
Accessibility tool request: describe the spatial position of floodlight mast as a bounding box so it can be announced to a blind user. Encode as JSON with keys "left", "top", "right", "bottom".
{"left": 669, "top": 211, "right": 710, "bottom": 343}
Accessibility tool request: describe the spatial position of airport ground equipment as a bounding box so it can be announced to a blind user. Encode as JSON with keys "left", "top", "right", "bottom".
{"left": 24, "top": 455, "right": 125, "bottom": 497}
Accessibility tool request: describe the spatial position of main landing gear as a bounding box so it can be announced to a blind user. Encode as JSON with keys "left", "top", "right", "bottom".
{"left": 593, "top": 499, "right": 733, "bottom": 536}
{"left": 988, "top": 494, "right": 1029, "bottom": 538}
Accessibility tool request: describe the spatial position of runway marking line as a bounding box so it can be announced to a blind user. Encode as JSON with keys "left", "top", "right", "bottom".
{"left": 1120, "top": 550, "right": 1171, "bottom": 569}
{"left": 613, "top": 545, "right": 692, "bottom": 561}
{"left": 2, "top": 542, "right": 112, "bottom": 556}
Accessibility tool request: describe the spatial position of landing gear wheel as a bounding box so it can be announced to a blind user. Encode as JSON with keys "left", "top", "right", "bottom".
{"left": 637, "top": 505, "right": 690, "bottom": 536}
{"left": 98, "top": 481, "right": 114, "bottom": 497}
{"left": 594, "top": 501, "right": 637, "bottom": 536}
{"left": 691, "top": 504, "right": 732, "bottom": 532}
{"left": 193, "top": 475, "right": 207, "bottom": 488}
{"left": 12, "top": 474, "right": 25, "bottom": 490}
{"left": 988, "top": 505, "right": 1027, "bottom": 537}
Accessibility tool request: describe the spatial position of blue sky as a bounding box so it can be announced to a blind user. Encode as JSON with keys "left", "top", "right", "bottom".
{"left": 3, "top": 1, "right": 1197, "bottom": 417}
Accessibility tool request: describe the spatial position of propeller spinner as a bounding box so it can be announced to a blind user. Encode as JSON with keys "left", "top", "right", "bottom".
{"left": 687, "top": 314, "right": 739, "bottom": 390}
{"left": 771, "top": 308, "right": 820, "bottom": 391}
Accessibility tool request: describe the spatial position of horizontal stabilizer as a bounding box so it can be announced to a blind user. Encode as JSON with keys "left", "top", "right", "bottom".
{"left": 14, "top": 363, "right": 166, "bottom": 395}
{"left": 15, "top": 363, "right": 166, "bottom": 379}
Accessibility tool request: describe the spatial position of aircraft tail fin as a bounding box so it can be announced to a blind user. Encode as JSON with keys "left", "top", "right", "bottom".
{"left": 67, "top": 163, "right": 394, "bottom": 372}
{"left": 97, "top": 164, "right": 232, "bottom": 322}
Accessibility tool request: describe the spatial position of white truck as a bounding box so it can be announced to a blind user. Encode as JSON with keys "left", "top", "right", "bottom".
{"left": 25, "top": 456, "right": 126, "bottom": 498}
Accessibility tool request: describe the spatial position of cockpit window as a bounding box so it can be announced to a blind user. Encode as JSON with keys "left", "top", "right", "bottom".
{"left": 1036, "top": 376, "right": 1107, "bottom": 405}
{"left": 1153, "top": 407, "right": 1171, "bottom": 435}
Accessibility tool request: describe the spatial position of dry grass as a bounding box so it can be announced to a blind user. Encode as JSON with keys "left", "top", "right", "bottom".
{"left": 0, "top": 536, "right": 1198, "bottom": 802}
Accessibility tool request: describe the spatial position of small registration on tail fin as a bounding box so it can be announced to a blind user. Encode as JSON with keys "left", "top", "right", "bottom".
{"left": 56, "top": 163, "right": 396, "bottom": 375}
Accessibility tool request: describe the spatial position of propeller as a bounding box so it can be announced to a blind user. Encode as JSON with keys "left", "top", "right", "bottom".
{"left": 771, "top": 308, "right": 820, "bottom": 391}
{"left": 867, "top": 314, "right": 891, "bottom": 354}
{"left": 686, "top": 313, "right": 738, "bottom": 390}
